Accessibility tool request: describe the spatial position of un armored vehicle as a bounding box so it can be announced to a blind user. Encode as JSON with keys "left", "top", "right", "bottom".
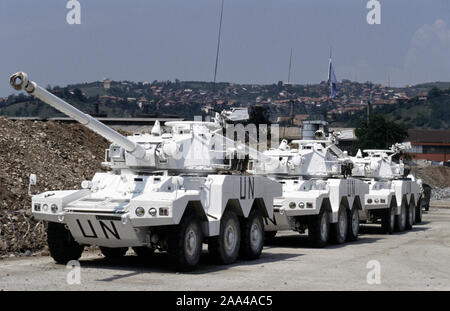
{"left": 10, "top": 72, "right": 282, "bottom": 271}
{"left": 350, "top": 143, "right": 423, "bottom": 233}
{"left": 248, "top": 127, "right": 369, "bottom": 247}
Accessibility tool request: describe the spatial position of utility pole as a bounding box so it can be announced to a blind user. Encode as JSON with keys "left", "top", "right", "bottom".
{"left": 288, "top": 48, "right": 293, "bottom": 84}
{"left": 213, "top": 0, "right": 224, "bottom": 94}
{"left": 367, "top": 82, "right": 373, "bottom": 123}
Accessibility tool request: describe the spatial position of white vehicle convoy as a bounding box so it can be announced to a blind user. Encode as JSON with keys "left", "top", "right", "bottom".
{"left": 10, "top": 72, "right": 282, "bottom": 271}
{"left": 350, "top": 143, "right": 423, "bottom": 234}
{"left": 248, "top": 131, "right": 369, "bottom": 247}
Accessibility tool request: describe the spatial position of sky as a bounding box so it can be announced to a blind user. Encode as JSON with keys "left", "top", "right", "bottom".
{"left": 1, "top": 0, "right": 450, "bottom": 97}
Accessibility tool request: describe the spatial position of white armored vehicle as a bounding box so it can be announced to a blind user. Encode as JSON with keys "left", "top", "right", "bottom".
{"left": 350, "top": 143, "right": 423, "bottom": 234}
{"left": 10, "top": 72, "right": 282, "bottom": 271}
{"left": 248, "top": 125, "right": 369, "bottom": 247}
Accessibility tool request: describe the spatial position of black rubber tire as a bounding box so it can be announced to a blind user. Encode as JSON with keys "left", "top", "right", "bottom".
{"left": 100, "top": 246, "right": 128, "bottom": 258}
{"left": 381, "top": 204, "right": 396, "bottom": 234}
{"left": 330, "top": 206, "right": 348, "bottom": 244}
{"left": 167, "top": 213, "right": 203, "bottom": 272}
{"left": 395, "top": 202, "right": 406, "bottom": 232}
{"left": 132, "top": 246, "right": 155, "bottom": 257}
{"left": 405, "top": 202, "right": 415, "bottom": 230}
{"left": 308, "top": 208, "right": 330, "bottom": 248}
{"left": 347, "top": 208, "right": 360, "bottom": 241}
{"left": 47, "top": 222, "right": 84, "bottom": 264}
{"left": 415, "top": 199, "right": 423, "bottom": 223}
{"left": 209, "top": 211, "right": 241, "bottom": 264}
{"left": 240, "top": 209, "right": 264, "bottom": 260}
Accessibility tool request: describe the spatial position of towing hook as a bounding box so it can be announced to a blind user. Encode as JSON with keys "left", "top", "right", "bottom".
{"left": 9, "top": 72, "right": 35, "bottom": 93}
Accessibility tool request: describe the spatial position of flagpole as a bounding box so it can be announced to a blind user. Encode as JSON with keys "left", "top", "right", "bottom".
{"left": 327, "top": 50, "right": 331, "bottom": 122}
{"left": 328, "top": 46, "right": 332, "bottom": 82}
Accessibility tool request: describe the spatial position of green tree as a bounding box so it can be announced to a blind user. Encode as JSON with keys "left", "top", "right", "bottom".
{"left": 428, "top": 87, "right": 441, "bottom": 99}
{"left": 354, "top": 115, "right": 408, "bottom": 153}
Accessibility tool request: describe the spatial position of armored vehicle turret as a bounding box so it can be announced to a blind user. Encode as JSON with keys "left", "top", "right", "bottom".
{"left": 248, "top": 130, "right": 369, "bottom": 247}
{"left": 10, "top": 72, "right": 282, "bottom": 271}
{"left": 349, "top": 143, "right": 423, "bottom": 233}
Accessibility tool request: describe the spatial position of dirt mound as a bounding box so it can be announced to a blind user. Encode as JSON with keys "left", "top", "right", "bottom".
{"left": 0, "top": 117, "right": 109, "bottom": 255}
{"left": 411, "top": 166, "right": 450, "bottom": 188}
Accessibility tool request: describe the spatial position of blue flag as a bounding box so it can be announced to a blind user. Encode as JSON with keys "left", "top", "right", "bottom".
{"left": 328, "top": 59, "right": 337, "bottom": 98}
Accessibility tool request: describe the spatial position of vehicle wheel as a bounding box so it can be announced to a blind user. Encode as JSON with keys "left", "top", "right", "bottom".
{"left": 415, "top": 199, "right": 423, "bottom": 223}
{"left": 381, "top": 204, "right": 396, "bottom": 234}
{"left": 100, "top": 247, "right": 128, "bottom": 258}
{"left": 308, "top": 208, "right": 330, "bottom": 248}
{"left": 395, "top": 202, "right": 406, "bottom": 232}
{"left": 47, "top": 222, "right": 84, "bottom": 264}
{"left": 347, "top": 208, "right": 360, "bottom": 241}
{"left": 240, "top": 209, "right": 264, "bottom": 260}
{"left": 209, "top": 211, "right": 241, "bottom": 264}
{"left": 406, "top": 202, "right": 415, "bottom": 230}
{"left": 330, "top": 206, "right": 348, "bottom": 244}
{"left": 167, "top": 213, "right": 203, "bottom": 271}
{"left": 132, "top": 246, "right": 155, "bottom": 257}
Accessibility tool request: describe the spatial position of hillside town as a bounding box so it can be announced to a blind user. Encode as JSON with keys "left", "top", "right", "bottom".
{"left": 0, "top": 77, "right": 434, "bottom": 127}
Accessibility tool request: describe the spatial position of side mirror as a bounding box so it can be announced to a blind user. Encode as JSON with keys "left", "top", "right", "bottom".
{"left": 28, "top": 174, "right": 37, "bottom": 196}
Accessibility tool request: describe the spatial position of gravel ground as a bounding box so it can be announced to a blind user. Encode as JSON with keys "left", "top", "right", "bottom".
{"left": 0, "top": 206, "right": 449, "bottom": 291}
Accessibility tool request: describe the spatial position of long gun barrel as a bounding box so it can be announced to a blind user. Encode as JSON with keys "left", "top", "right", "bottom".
{"left": 10, "top": 72, "right": 146, "bottom": 159}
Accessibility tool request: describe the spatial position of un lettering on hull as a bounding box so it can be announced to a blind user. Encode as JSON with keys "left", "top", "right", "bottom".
{"left": 239, "top": 176, "right": 255, "bottom": 200}
{"left": 64, "top": 214, "right": 144, "bottom": 248}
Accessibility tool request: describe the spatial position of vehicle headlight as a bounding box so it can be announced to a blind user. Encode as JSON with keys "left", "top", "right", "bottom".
{"left": 367, "top": 199, "right": 373, "bottom": 204}
{"left": 34, "top": 203, "right": 41, "bottom": 211}
{"left": 149, "top": 208, "right": 157, "bottom": 216}
{"left": 51, "top": 204, "right": 58, "bottom": 213}
{"left": 374, "top": 199, "right": 380, "bottom": 203}
{"left": 298, "top": 202, "right": 305, "bottom": 208}
{"left": 135, "top": 207, "right": 145, "bottom": 217}
{"left": 289, "top": 202, "right": 296, "bottom": 209}
{"left": 42, "top": 204, "right": 48, "bottom": 212}
{"left": 159, "top": 208, "right": 169, "bottom": 216}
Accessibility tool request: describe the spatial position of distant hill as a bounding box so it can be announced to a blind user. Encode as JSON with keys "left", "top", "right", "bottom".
{"left": 330, "top": 86, "right": 450, "bottom": 130}
{"left": 1, "top": 78, "right": 450, "bottom": 130}
{"left": 413, "top": 82, "right": 450, "bottom": 90}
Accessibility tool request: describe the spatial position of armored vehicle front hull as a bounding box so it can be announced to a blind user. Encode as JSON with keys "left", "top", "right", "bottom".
{"left": 32, "top": 172, "right": 282, "bottom": 270}
{"left": 359, "top": 178, "right": 423, "bottom": 233}
{"left": 265, "top": 177, "right": 369, "bottom": 247}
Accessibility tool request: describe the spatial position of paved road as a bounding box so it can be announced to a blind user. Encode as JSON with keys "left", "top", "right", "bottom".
{"left": 1, "top": 207, "right": 449, "bottom": 291}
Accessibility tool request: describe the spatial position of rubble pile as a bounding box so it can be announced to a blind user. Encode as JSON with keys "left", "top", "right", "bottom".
{"left": 411, "top": 166, "right": 450, "bottom": 188}
{"left": 411, "top": 166, "right": 450, "bottom": 202}
{"left": 431, "top": 187, "right": 450, "bottom": 201}
{"left": 0, "top": 117, "right": 109, "bottom": 256}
